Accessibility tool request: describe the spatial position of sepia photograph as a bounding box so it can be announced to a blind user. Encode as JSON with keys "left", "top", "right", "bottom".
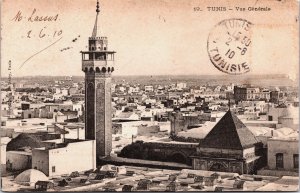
{"left": 0, "top": 0, "right": 299, "bottom": 191}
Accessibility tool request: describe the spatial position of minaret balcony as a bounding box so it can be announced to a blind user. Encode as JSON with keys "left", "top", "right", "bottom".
{"left": 82, "top": 60, "right": 114, "bottom": 72}
{"left": 81, "top": 51, "right": 115, "bottom": 72}
{"left": 89, "top": 36, "right": 107, "bottom": 40}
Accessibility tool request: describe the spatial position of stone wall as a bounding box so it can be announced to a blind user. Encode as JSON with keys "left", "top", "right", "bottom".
{"left": 119, "top": 141, "right": 197, "bottom": 165}
{"left": 192, "top": 158, "right": 245, "bottom": 174}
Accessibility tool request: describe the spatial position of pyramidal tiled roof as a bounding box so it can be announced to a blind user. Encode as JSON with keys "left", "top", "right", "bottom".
{"left": 200, "top": 110, "right": 259, "bottom": 150}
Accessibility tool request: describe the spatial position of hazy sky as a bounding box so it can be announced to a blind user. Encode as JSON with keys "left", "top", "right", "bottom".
{"left": 1, "top": 0, "right": 299, "bottom": 78}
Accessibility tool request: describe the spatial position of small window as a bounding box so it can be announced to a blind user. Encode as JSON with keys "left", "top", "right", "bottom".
{"left": 52, "top": 166, "right": 56, "bottom": 173}
{"left": 294, "top": 154, "right": 299, "bottom": 169}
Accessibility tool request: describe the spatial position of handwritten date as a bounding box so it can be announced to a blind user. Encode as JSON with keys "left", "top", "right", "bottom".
{"left": 26, "top": 27, "right": 62, "bottom": 38}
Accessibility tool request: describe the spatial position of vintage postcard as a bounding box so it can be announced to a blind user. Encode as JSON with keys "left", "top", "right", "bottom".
{"left": 0, "top": 0, "right": 299, "bottom": 192}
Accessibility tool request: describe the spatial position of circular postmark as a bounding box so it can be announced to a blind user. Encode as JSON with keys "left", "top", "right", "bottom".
{"left": 207, "top": 18, "right": 253, "bottom": 75}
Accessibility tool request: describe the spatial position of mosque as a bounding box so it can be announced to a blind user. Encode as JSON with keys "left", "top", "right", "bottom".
{"left": 191, "top": 110, "right": 262, "bottom": 174}
{"left": 120, "top": 110, "right": 265, "bottom": 174}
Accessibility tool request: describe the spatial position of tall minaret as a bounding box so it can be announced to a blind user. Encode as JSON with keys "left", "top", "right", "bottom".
{"left": 81, "top": 0, "right": 115, "bottom": 158}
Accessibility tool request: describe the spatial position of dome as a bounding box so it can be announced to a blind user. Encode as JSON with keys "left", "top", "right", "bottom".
{"left": 248, "top": 127, "right": 270, "bottom": 136}
{"left": 15, "top": 169, "right": 48, "bottom": 186}
{"left": 286, "top": 132, "right": 299, "bottom": 139}
{"left": 264, "top": 129, "right": 282, "bottom": 137}
{"left": 277, "top": 127, "right": 295, "bottom": 136}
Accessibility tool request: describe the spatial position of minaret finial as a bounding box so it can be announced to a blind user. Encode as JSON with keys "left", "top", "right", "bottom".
{"left": 96, "top": 0, "right": 100, "bottom": 14}
{"left": 92, "top": 0, "right": 100, "bottom": 37}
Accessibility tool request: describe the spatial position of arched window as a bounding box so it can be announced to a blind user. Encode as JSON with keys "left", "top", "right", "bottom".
{"left": 276, "top": 153, "right": 284, "bottom": 169}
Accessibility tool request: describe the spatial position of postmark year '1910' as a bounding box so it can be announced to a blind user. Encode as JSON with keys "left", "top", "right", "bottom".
{"left": 207, "top": 18, "right": 253, "bottom": 75}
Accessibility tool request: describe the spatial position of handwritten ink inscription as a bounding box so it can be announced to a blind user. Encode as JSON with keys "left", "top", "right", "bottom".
{"left": 12, "top": 8, "right": 63, "bottom": 39}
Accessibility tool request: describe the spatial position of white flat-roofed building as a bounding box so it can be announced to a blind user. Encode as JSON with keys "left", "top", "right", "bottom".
{"left": 267, "top": 137, "right": 298, "bottom": 172}
{"left": 32, "top": 139, "right": 96, "bottom": 177}
{"left": 145, "top": 85, "right": 154, "bottom": 92}
{"left": 176, "top": 82, "right": 187, "bottom": 90}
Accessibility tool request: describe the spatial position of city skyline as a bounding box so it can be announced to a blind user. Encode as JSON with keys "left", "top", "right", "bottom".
{"left": 1, "top": 73, "right": 296, "bottom": 78}
{"left": 1, "top": 0, "right": 299, "bottom": 79}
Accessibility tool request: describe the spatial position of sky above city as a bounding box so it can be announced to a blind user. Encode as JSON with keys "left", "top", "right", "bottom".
{"left": 1, "top": 0, "right": 299, "bottom": 79}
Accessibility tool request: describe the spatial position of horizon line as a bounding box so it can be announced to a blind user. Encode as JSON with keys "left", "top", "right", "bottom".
{"left": 0, "top": 73, "right": 293, "bottom": 79}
